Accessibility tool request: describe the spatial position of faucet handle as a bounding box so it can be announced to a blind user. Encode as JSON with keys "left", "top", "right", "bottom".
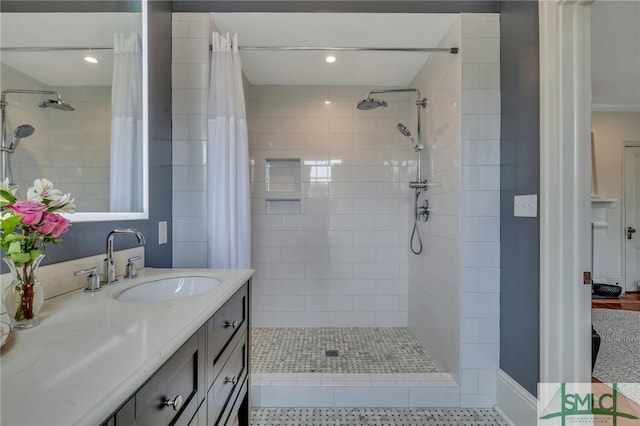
{"left": 124, "top": 256, "right": 142, "bottom": 279}
{"left": 74, "top": 267, "right": 101, "bottom": 293}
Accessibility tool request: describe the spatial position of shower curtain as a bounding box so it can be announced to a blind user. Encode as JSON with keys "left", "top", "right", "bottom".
{"left": 110, "top": 32, "right": 143, "bottom": 212}
{"left": 207, "top": 32, "right": 250, "bottom": 268}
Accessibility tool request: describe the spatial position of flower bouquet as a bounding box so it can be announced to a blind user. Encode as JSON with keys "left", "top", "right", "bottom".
{"left": 0, "top": 178, "right": 75, "bottom": 329}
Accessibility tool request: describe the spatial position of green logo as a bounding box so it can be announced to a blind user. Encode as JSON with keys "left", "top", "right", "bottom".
{"left": 539, "top": 383, "right": 638, "bottom": 425}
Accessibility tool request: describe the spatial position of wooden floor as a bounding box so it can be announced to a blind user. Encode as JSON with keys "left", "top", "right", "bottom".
{"left": 592, "top": 291, "right": 640, "bottom": 312}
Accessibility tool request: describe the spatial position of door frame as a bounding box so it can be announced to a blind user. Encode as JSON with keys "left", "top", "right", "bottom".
{"left": 623, "top": 142, "right": 640, "bottom": 292}
{"left": 539, "top": 0, "right": 593, "bottom": 385}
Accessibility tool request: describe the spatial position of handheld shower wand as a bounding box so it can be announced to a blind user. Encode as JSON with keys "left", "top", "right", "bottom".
{"left": 396, "top": 122, "right": 428, "bottom": 190}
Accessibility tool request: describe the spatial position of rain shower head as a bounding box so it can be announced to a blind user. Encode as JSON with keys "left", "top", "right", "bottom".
{"left": 357, "top": 98, "right": 388, "bottom": 110}
{"left": 397, "top": 123, "right": 412, "bottom": 137}
{"left": 9, "top": 124, "right": 35, "bottom": 150}
{"left": 39, "top": 99, "right": 74, "bottom": 111}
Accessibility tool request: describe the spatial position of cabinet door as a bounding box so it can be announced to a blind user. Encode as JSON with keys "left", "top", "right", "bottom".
{"left": 135, "top": 327, "right": 204, "bottom": 426}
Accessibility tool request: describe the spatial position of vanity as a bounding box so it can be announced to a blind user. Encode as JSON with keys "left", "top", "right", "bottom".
{"left": 0, "top": 267, "right": 253, "bottom": 426}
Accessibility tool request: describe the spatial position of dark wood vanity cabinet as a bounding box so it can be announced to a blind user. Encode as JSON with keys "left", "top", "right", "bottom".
{"left": 207, "top": 284, "right": 249, "bottom": 426}
{"left": 102, "top": 282, "right": 250, "bottom": 426}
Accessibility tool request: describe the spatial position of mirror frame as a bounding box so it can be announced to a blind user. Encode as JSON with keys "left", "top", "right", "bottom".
{"left": 70, "top": 0, "right": 148, "bottom": 222}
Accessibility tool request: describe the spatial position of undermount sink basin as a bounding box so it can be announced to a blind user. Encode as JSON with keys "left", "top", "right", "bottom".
{"left": 115, "top": 276, "right": 221, "bottom": 303}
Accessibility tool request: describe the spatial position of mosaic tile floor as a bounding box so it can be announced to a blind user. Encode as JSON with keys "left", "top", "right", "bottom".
{"left": 252, "top": 328, "right": 439, "bottom": 374}
{"left": 250, "top": 408, "right": 509, "bottom": 425}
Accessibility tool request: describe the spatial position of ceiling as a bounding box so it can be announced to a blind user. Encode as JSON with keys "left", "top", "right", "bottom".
{"left": 209, "top": 13, "right": 459, "bottom": 87}
{"left": 0, "top": 13, "right": 140, "bottom": 86}
{"left": 1, "top": 7, "right": 638, "bottom": 108}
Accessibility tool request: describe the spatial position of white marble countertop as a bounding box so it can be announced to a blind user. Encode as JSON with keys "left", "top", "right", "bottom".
{"left": 0, "top": 267, "right": 254, "bottom": 426}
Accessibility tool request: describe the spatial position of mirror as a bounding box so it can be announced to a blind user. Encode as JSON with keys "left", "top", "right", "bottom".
{"left": 0, "top": 1, "right": 148, "bottom": 222}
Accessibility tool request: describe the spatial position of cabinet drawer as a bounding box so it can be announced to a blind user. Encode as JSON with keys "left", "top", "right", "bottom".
{"left": 134, "top": 329, "right": 204, "bottom": 426}
{"left": 207, "top": 284, "right": 247, "bottom": 384}
{"left": 219, "top": 377, "right": 248, "bottom": 426}
{"left": 207, "top": 331, "right": 247, "bottom": 426}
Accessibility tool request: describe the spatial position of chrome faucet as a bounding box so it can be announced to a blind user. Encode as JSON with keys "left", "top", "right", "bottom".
{"left": 102, "top": 229, "right": 146, "bottom": 284}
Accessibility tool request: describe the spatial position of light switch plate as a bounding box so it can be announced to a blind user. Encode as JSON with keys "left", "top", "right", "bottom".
{"left": 158, "top": 221, "right": 168, "bottom": 244}
{"left": 514, "top": 195, "right": 537, "bottom": 217}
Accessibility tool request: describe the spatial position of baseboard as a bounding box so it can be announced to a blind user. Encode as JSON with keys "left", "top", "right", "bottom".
{"left": 495, "top": 369, "right": 537, "bottom": 426}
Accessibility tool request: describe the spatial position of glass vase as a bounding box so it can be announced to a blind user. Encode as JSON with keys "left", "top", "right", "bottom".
{"left": 2, "top": 255, "right": 45, "bottom": 330}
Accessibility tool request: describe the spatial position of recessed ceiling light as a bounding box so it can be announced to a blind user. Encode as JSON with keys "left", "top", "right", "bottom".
{"left": 324, "top": 100, "right": 332, "bottom": 105}
{"left": 84, "top": 56, "right": 98, "bottom": 64}
{"left": 325, "top": 55, "right": 336, "bottom": 63}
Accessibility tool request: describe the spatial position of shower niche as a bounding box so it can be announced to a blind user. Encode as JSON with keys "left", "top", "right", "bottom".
{"left": 265, "top": 158, "right": 301, "bottom": 214}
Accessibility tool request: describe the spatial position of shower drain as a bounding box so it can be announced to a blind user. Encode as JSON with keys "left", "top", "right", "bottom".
{"left": 325, "top": 349, "right": 339, "bottom": 357}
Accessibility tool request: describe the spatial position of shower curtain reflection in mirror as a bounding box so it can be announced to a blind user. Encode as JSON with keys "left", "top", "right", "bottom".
{"left": 110, "top": 32, "right": 143, "bottom": 212}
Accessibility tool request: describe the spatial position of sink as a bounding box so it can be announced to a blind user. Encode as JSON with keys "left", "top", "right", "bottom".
{"left": 115, "top": 276, "right": 221, "bottom": 303}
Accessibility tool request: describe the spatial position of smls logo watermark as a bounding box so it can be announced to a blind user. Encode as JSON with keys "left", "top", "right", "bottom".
{"left": 538, "top": 383, "right": 640, "bottom": 425}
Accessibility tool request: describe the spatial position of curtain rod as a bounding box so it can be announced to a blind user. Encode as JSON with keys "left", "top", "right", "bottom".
{"left": 0, "top": 47, "right": 114, "bottom": 52}
{"left": 212, "top": 45, "right": 459, "bottom": 54}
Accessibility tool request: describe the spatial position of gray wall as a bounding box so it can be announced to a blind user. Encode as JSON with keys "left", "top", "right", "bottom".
{"left": 1, "top": 1, "right": 173, "bottom": 268}
{"left": 498, "top": 0, "right": 540, "bottom": 396}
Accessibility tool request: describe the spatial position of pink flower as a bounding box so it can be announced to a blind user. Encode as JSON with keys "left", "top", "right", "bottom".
{"left": 38, "top": 212, "right": 71, "bottom": 237}
{"left": 9, "top": 200, "right": 48, "bottom": 225}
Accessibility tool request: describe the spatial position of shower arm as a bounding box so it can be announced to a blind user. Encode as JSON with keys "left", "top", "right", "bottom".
{"left": 0, "top": 89, "right": 62, "bottom": 181}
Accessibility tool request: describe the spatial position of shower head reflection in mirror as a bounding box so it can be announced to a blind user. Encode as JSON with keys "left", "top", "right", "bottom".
{"left": 10, "top": 124, "right": 35, "bottom": 151}
{"left": 0, "top": 89, "right": 74, "bottom": 185}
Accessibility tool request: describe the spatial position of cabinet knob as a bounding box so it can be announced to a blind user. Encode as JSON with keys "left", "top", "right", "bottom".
{"left": 163, "top": 394, "right": 183, "bottom": 411}
{"left": 224, "top": 320, "right": 237, "bottom": 329}
{"left": 224, "top": 376, "right": 238, "bottom": 385}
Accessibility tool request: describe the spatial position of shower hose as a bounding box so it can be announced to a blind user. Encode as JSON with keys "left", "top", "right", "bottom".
{"left": 410, "top": 190, "right": 423, "bottom": 255}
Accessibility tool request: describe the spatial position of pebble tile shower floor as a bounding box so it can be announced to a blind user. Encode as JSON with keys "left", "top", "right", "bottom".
{"left": 249, "top": 408, "right": 509, "bottom": 425}
{"left": 252, "top": 328, "right": 439, "bottom": 374}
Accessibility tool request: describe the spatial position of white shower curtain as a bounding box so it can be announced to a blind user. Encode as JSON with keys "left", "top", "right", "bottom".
{"left": 110, "top": 32, "right": 143, "bottom": 212}
{"left": 207, "top": 32, "right": 250, "bottom": 268}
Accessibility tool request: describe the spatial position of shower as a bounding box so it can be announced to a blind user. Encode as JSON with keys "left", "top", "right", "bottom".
{"left": 356, "top": 98, "right": 388, "bottom": 110}
{"left": 38, "top": 99, "right": 75, "bottom": 112}
{"left": 9, "top": 124, "right": 35, "bottom": 151}
{"left": 0, "top": 89, "right": 74, "bottom": 183}
{"left": 357, "top": 88, "right": 430, "bottom": 254}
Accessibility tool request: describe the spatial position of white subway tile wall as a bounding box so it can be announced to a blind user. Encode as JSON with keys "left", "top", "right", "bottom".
{"left": 407, "top": 13, "right": 500, "bottom": 409}
{"left": 171, "top": 13, "right": 210, "bottom": 267}
{"left": 249, "top": 84, "right": 413, "bottom": 327}
{"left": 408, "top": 16, "right": 463, "bottom": 391}
{"left": 1, "top": 64, "right": 110, "bottom": 210}
{"left": 459, "top": 14, "right": 500, "bottom": 409}
{"left": 171, "top": 12, "right": 500, "bottom": 407}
